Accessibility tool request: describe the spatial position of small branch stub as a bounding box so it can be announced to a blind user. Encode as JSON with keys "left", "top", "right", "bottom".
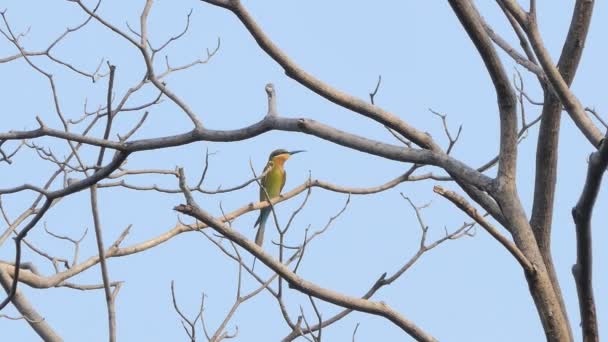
{"left": 265, "top": 83, "right": 278, "bottom": 117}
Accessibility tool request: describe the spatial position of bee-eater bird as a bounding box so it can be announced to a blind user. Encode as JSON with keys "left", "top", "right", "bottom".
{"left": 254, "top": 149, "right": 305, "bottom": 246}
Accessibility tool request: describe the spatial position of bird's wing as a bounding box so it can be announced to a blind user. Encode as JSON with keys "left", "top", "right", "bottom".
{"left": 280, "top": 169, "right": 286, "bottom": 193}
{"left": 259, "top": 161, "right": 273, "bottom": 201}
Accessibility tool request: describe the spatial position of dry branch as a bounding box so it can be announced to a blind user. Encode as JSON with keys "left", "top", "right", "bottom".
{"left": 571, "top": 137, "right": 608, "bottom": 342}
{"left": 174, "top": 168, "right": 437, "bottom": 342}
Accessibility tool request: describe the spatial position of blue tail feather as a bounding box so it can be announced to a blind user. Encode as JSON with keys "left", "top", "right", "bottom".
{"left": 254, "top": 207, "right": 270, "bottom": 246}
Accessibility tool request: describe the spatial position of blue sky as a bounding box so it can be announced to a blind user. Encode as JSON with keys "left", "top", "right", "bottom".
{"left": 1, "top": 1, "right": 607, "bottom": 341}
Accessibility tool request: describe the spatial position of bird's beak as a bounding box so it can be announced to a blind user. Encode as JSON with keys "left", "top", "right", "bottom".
{"left": 288, "top": 150, "right": 306, "bottom": 155}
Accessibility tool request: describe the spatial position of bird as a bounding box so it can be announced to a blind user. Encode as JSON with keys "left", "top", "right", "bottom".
{"left": 254, "top": 149, "right": 305, "bottom": 246}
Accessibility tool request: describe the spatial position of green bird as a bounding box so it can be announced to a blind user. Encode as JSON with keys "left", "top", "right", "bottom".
{"left": 254, "top": 149, "right": 305, "bottom": 246}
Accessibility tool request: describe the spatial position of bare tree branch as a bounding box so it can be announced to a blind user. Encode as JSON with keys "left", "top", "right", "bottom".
{"left": 450, "top": 2, "right": 572, "bottom": 341}
{"left": 199, "top": 0, "right": 441, "bottom": 151}
{"left": 528, "top": 3, "right": 596, "bottom": 338}
{"left": 499, "top": 0, "right": 602, "bottom": 146}
{"left": 0, "top": 268, "right": 62, "bottom": 342}
{"left": 433, "top": 186, "right": 532, "bottom": 272}
{"left": 448, "top": 0, "right": 517, "bottom": 186}
{"left": 0, "top": 150, "right": 128, "bottom": 311}
{"left": 1, "top": 1, "right": 604, "bottom": 340}
{"left": 571, "top": 135, "right": 607, "bottom": 342}
{"left": 174, "top": 168, "right": 438, "bottom": 342}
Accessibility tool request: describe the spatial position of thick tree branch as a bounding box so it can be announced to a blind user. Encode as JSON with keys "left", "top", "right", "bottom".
{"left": 0, "top": 85, "right": 493, "bottom": 193}
{"left": 0, "top": 268, "right": 62, "bottom": 342}
{"left": 448, "top": 0, "right": 518, "bottom": 186}
{"left": 529, "top": 2, "right": 595, "bottom": 338}
{"left": 451, "top": 2, "right": 572, "bottom": 341}
{"left": 531, "top": 0, "right": 595, "bottom": 241}
{"left": 571, "top": 136, "right": 607, "bottom": 342}
{"left": 199, "top": 0, "right": 440, "bottom": 151}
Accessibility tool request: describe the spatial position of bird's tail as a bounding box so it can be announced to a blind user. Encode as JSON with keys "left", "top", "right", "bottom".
{"left": 254, "top": 207, "right": 270, "bottom": 246}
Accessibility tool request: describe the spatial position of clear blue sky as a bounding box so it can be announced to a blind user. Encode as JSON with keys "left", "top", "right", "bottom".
{"left": 1, "top": 1, "right": 606, "bottom": 341}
